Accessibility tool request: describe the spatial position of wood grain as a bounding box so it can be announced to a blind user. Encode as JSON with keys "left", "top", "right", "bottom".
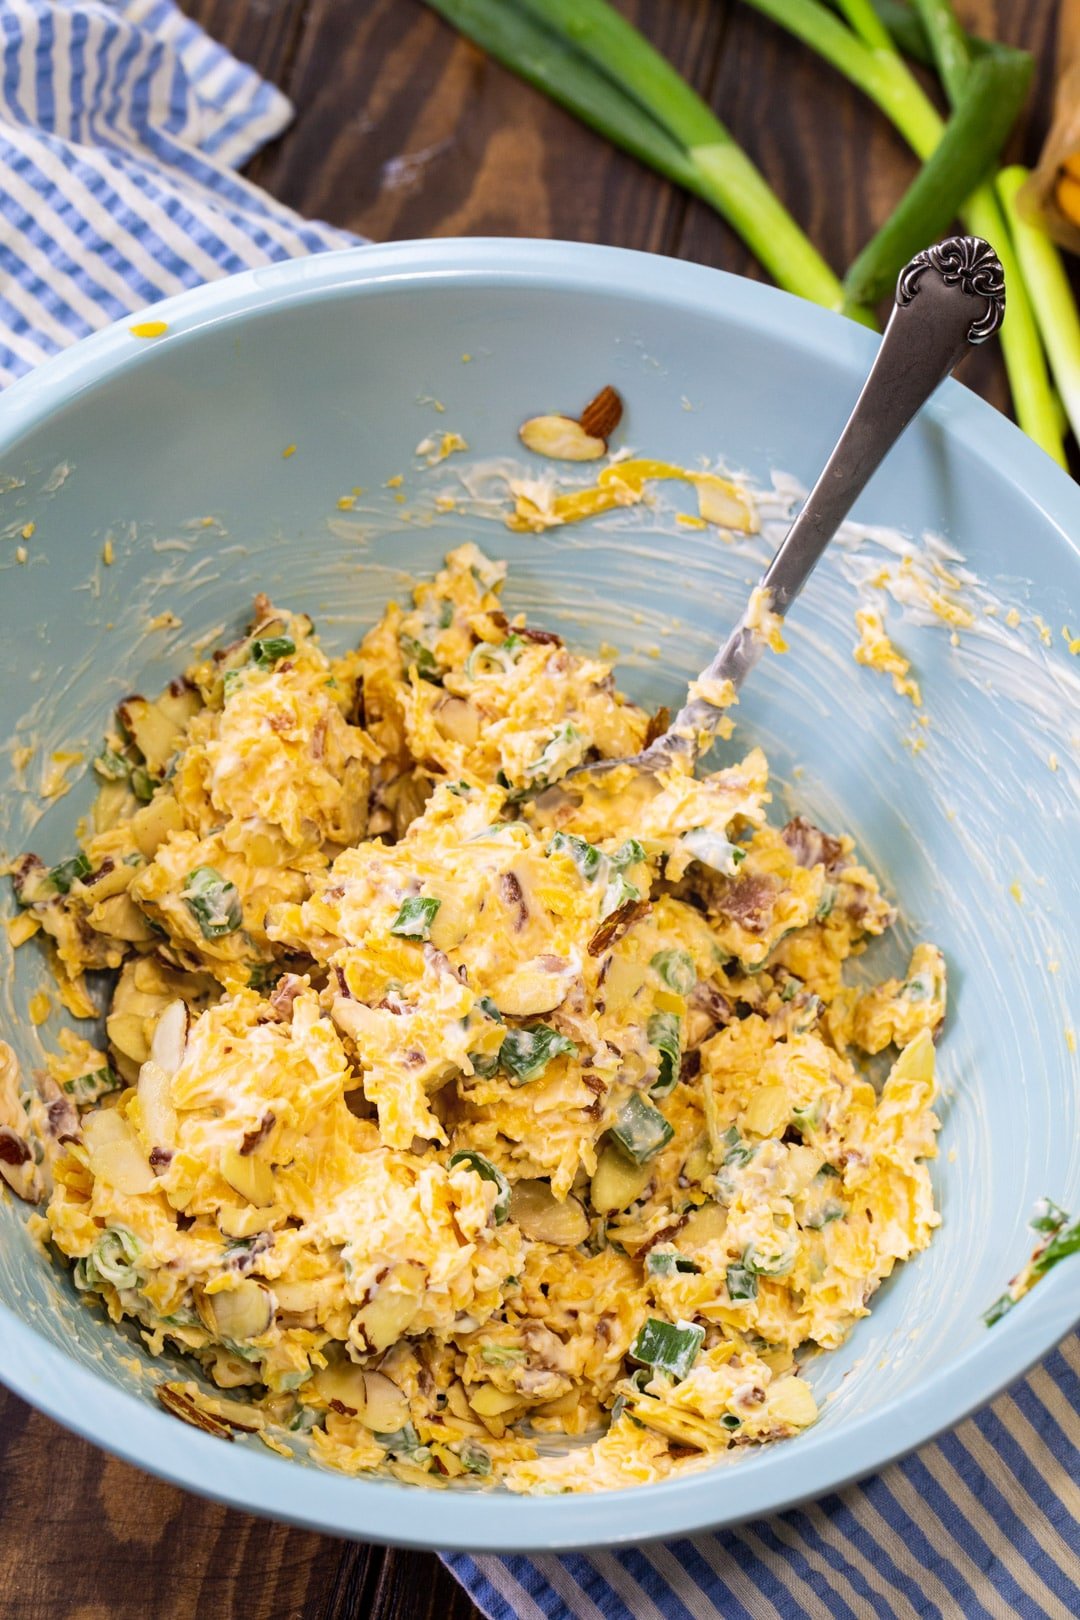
{"left": 3, "top": 4, "right": 1075, "bottom": 1617}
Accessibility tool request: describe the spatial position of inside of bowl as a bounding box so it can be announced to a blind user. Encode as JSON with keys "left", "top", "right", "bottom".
{"left": 0, "top": 260, "right": 1077, "bottom": 1500}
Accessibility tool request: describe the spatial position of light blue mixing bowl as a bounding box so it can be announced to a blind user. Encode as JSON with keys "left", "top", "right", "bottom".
{"left": 0, "top": 240, "right": 1076, "bottom": 1550}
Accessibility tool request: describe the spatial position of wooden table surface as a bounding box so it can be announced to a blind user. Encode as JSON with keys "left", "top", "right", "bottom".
{"left": 1, "top": 3, "right": 1075, "bottom": 1617}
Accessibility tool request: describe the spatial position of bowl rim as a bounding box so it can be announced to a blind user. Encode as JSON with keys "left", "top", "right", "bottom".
{"left": 0, "top": 236, "right": 1077, "bottom": 1552}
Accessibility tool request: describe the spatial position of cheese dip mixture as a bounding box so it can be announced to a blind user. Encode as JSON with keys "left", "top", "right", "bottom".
{"left": 2, "top": 544, "right": 944, "bottom": 1493}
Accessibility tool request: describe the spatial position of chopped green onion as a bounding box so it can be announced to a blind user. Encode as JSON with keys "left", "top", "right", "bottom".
{"left": 722, "top": 1126, "right": 755, "bottom": 1168}
{"left": 288, "top": 1406, "right": 325, "bottom": 1434}
{"left": 791, "top": 1100, "right": 823, "bottom": 1136}
{"left": 374, "top": 1421, "right": 424, "bottom": 1456}
{"left": 610, "top": 1093, "right": 674, "bottom": 1163}
{"left": 499, "top": 1024, "right": 577, "bottom": 1084}
{"left": 629, "top": 1315, "right": 704, "bottom": 1380}
{"left": 815, "top": 884, "right": 837, "bottom": 921}
{"left": 390, "top": 895, "right": 441, "bottom": 940}
{"left": 130, "top": 764, "right": 155, "bottom": 803}
{"left": 610, "top": 838, "right": 646, "bottom": 871}
{"left": 651, "top": 949, "right": 696, "bottom": 995}
{"left": 985, "top": 1197, "right": 1080, "bottom": 1326}
{"left": 250, "top": 634, "right": 296, "bottom": 667}
{"left": 645, "top": 1250, "right": 701, "bottom": 1277}
{"left": 720, "top": 1412, "right": 742, "bottom": 1431}
{"left": 94, "top": 747, "right": 130, "bottom": 782}
{"left": 465, "top": 634, "right": 524, "bottom": 680}
{"left": 182, "top": 866, "right": 243, "bottom": 939}
{"left": 49, "top": 853, "right": 91, "bottom": 894}
{"left": 479, "top": 1343, "right": 526, "bottom": 1365}
{"left": 459, "top": 1438, "right": 493, "bottom": 1474}
{"left": 744, "top": 1236, "right": 797, "bottom": 1277}
{"left": 601, "top": 872, "right": 641, "bottom": 919}
{"left": 448, "top": 1150, "right": 511, "bottom": 1222}
{"left": 90, "top": 1226, "right": 143, "bottom": 1290}
{"left": 399, "top": 633, "right": 440, "bottom": 680}
{"left": 678, "top": 828, "right": 746, "bottom": 875}
{"left": 726, "top": 1262, "right": 758, "bottom": 1302}
{"left": 525, "top": 723, "right": 584, "bottom": 785}
{"left": 647, "top": 1012, "right": 682, "bottom": 1097}
{"left": 474, "top": 994, "right": 504, "bottom": 1023}
{"left": 61, "top": 1066, "right": 121, "bottom": 1106}
{"left": 547, "top": 831, "right": 602, "bottom": 881}
{"left": 803, "top": 1198, "right": 846, "bottom": 1230}
{"left": 780, "top": 975, "right": 803, "bottom": 1004}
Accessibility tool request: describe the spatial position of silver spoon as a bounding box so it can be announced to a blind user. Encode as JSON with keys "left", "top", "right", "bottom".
{"left": 569, "top": 236, "right": 1006, "bottom": 785}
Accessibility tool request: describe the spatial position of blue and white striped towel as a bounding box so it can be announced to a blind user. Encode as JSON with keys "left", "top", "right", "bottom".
{"left": 0, "top": 0, "right": 355, "bottom": 385}
{"left": 1, "top": 6, "right": 1076, "bottom": 1617}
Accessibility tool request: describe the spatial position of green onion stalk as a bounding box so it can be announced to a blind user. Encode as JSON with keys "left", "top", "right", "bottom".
{"left": 424, "top": 0, "right": 872, "bottom": 322}
{"left": 742, "top": 0, "right": 1068, "bottom": 465}
{"left": 998, "top": 166, "right": 1080, "bottom": 450}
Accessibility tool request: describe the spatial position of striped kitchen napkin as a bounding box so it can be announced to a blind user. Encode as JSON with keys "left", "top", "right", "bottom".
{"left": 0, "top": 0, "right": 355, "bottom": 386}
{"left": 0, "top": 7, "right": 1075, "bottom": 1618}
{"left": 445, "top": 1331, "right": 1080, "bottom": 1619}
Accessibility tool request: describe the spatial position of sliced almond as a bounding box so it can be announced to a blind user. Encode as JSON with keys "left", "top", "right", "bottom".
{"left": 590, "top": 1143, "right": 651, "bottom": 1213}
{"left": 579, "top": 384, "right": 623, "bottom": 440}
{"left": 149, "top": 999, "right": 188, "bottom": 1075}
{"left": 82, "top": 1107, "right": 156, "bottom": 1195}
{"left": 680, "top": 1200, "right": 728, "bottom": 1248}
{"left": 694, "top": 474, "right": 758, "bottom": 534}
{"left": 87, "top": 892, "right": 156, "bottom": 944}
{"left": 221, "top": 1146, "right": 276, "bottom": 1207}
{"left": 509, "top": 1179, "right": 589, "bottom": 1246}
{"left": 519, "top": 414, "right": 606, "bottom": 462}
{"left": 157, "top": 1382, "right": 233, "bottom": 1440}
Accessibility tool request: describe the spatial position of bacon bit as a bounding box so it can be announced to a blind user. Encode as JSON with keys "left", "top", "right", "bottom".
{"left": 11, "top": 853, "right": 46, "bottom": 903}
{"left": 0, "top": 1127, "right": 30, "bottom": 1167}
{"left": 489, "top": 611, "right": 510, "bottom": 632}
{"left": 639, "top": 1216, "right": 687, "bottom": 1256}
{"left": 668, "top": 1442, "right": 703, "bottom": 1460}
{"left": 328, "top": 1397, "right": 357, "bottom": 1417}
{"left": 376, "top": 997, "right": 405, "bottom": 1015}
{"left": 403, "top": 1050, "right": 426, "bottom": 1069}
{"left": 537, "top": 954, "right": 567, "bottom": 973}
{"left": 588, "top": 899, "right": 651, "bottom": 956}
{"left": 333, "top": 964, "right": 351, "bottom": 998}
{"left": 82, "top": 857, "right": 116, "bottom": 888}
{"left": 168, "top": 676, "right": 197, "bottom": 699}
{"left": 644, "top": 705, "right": 671, "bottom": 747}
{"left": 349, "top": 678, "right": 366, "bottom": 728}
{"left": 311, "top": 716, "right": 328, "bottom": 761}
{"left": 581, "top": 1072, "right": 606, "bottom": 1120}
{"left": 716, "top": 873, "right": 777, "bottom": 934}
{"left": 36, "top": 1074, "right": 80, "bottom": 1143}
{"left": 499, "top": 870, "right": 529, "bottom": 931}
{"left": 781, "top": 816, "right": 844, "bottom": 872}
{"left": 268, "top": 974, "right": 304, "bottom": 1021}
{"left": 267, "top": 712, "right": 294, "bottom": 734}
{"left": 518, "top": 627, "right": 563, "bottom": 647}
{"left": 149, "top": 1146, "right": 173, "bottom": 1172}
{"left": 240, "top": 1112, "right": 276, "bottom": 1156}
{"left": 679, "top": 1049, "right": 702, "bottom": 1082}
